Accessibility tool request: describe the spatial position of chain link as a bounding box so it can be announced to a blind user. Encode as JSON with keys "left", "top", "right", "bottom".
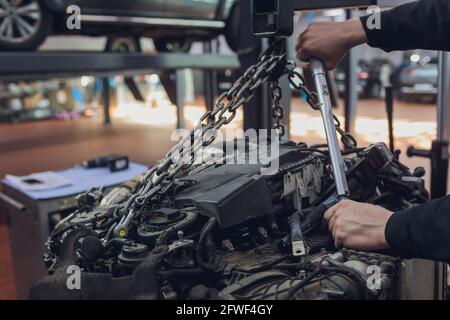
{"left": 288, "top": 70, "right": 357, "bottom": 150}
{"left": 126, "top": 49, "right": 288, "bottom": 215}
{"left": 115, "top": 42, "right": 357, "bottom": 236}
{"left": 270, "top": 81, "right": 285, "bottom": 138}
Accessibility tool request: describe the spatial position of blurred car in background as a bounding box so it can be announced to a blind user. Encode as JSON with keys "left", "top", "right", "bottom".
{"left": 0, "top": 0, "right": 237, "bottom": 52}
{"left": 398, "top": 64, "right": 438, "bottom": 103}
{"left": 395, "top": 51, "right": 438, "bottom": 103}
{"left": 331, "top": 59, "right": 393, "bottom": 99}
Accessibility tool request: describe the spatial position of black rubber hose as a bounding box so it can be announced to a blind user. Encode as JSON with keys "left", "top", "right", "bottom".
{"left": 286, "top": 265, "right": 323, "bottom": 299}
{"left": 53, "top": 227, "right": 95, "bottom": 271}
{"left": 156, "top": 210, "right": 198, "bottom": 245}
{"left": 301, "top": 203, "right": 328, "bottom": 235}
{"left": 324, "top": 258, "right": 370, "bottom": 299}
{"left": 195, "top": 217, "right": 218, "bottom": 272}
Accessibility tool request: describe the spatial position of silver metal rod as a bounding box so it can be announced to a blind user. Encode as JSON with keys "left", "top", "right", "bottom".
{"left": 310, "top": 59, "right": 349, "bottom": 196}
{"left": 80, "top": 15, "right": 225, "bottom": 29}
{"left": 344, "top": 9, "right": 358, "bottom": 135}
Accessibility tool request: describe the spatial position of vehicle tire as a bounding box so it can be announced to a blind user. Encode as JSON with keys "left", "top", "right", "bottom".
{"left": 105, "top": 36, "right": 141, "bottom": 52}
{"left": 0, "top": 0, "right": 52, "bottom": 51}
{"left": 153, "top": 38, "right": 192, "bottom": 53}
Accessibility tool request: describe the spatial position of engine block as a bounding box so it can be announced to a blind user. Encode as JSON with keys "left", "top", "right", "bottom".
{"left": 29, "top": 140, "right": 428, "bottom": 300}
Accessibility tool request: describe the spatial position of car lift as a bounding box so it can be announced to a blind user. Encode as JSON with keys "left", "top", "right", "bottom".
{"left": 0, "top": 51, "right": 239, "bottom": 127}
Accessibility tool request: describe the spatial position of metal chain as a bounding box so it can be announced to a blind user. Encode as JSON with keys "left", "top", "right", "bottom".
{"left": 270, "top": 80, "right": 285, "bottom": 138}
{"left": 114, "top": 43, "right": 356, "bottom": 237}
{"left": 114, "top": 47, "right": 290, "bottom": 237}
{"left": 287, "top": 69, "right": 357, "bottom": 150}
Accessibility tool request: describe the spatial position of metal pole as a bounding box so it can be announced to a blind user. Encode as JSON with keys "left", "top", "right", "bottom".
{"left": 279, "top": 74, "right": 291, "bottom": 140}
{"left": 407, "top": 52, "right": 450, "bottom": 201}
{"left": 310, "top": 59, "right": 349, "bottom": 197}
{"left": 102, "top": 77, "right": 111, "bottom": 125}
{"left": 385, "top": 85, "right": 395, "bottom": 152}
{"left": 434, "top": 51, "right": 449, "bottom": 300}
{"left": 431, "top": 52, "right": 450, "bottom": 300}
{"left": 241, "top": 47, "right": 263, "bottom": 131}
{"left": 238, "top": 0, "right": 263, "bottom": 131}
{"left": 203, "top": 41, "right": 218, "bottom": 112}
{"left": 175, "top": 69, "right": 186, "bottom": 129}
{"left": 279, "top": 36, "right": 294, "bottom": 140}
{"left": 344, "top": 9, "right": 357, "bottom": 135}
{"left": 260, "top": 38, "right": 272, "bottom": 131}
{"left": 437, "top": 51, "right": 450, "bottom": 142}
{"left": 429, "top": 52, "right": 450, "bottom": 200}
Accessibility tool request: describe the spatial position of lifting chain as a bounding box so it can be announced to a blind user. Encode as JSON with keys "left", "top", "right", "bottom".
{"left": 114, "top": 41, "right": 357, "bottom": 237}
{"left": 270, "top": 80, "right": 285, "bottom": 138}
{"left": 287, "top": 66, "right": 357, "bottom": 150}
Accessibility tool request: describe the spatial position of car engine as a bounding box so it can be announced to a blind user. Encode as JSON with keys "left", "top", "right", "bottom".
{"left": 29, "top": 41, "right": 430, "bottom": 300}
{"left": 31, "top": 140, "right": 428, "bottom": 300}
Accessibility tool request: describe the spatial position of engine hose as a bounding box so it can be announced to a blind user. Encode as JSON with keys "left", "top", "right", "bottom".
{"left": 323, "top": 267, "right": 370, "bottom": 299}
{"left": 284, "top": 256, "right": 369, "bottom": 300}
{"left": 105, "top": 222, "right": 118, "bottom": 241}
{"left": 53, "top": 227, "right": 96, "bottom": 271}
{"left": 195, "top": 218, "right": 218, "bottom": 272}
{"left": 324, "top": 258, "right": 370, "bottom": 299}
{"left": 272, "top": 263, "right": 312, "bottom": 271}
{"left": 301, "top": 206, "right": 326, "bottom": 236}
{"left": 286, "top": 265, "right": 323, "bottom": 300}
{"left": 155, "top": 210, "right": 198, "bottom": 246}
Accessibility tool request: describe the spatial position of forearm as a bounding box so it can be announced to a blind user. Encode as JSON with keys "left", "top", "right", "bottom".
{"left": 360, "top": 0, "right": 450, "bottom": 52}
{"left": 341, "top": 17, "right": 368, "bottom": 49}
{"left": 385, "top": 196, "right": 450, "bottom": 262}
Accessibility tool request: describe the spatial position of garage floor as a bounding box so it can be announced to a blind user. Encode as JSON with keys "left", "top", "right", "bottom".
{"left": 0, "top": 97, "right": 440, "bottom": 299}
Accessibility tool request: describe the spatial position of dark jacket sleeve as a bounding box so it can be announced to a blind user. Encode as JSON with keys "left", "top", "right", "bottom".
{"left": 360, "top": 0, "right": 450, "bottom": 52}
{"left": 385, "top": 195, "right": 450, "bottom": 262}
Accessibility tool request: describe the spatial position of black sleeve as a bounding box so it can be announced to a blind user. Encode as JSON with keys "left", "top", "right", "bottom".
{"left": 360, "top": 0, "right": 450, "bottom": 52}
{"left": 385, "top": 196, "right": 450, "bottom": 263}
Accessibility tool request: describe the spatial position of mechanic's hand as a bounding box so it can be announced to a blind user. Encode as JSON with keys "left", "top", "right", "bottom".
{"left": 324, "top": 199, "right": 392, "bottom": 250}
{"left": 295, "top": 18, "right": 367, "bottom": 69}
